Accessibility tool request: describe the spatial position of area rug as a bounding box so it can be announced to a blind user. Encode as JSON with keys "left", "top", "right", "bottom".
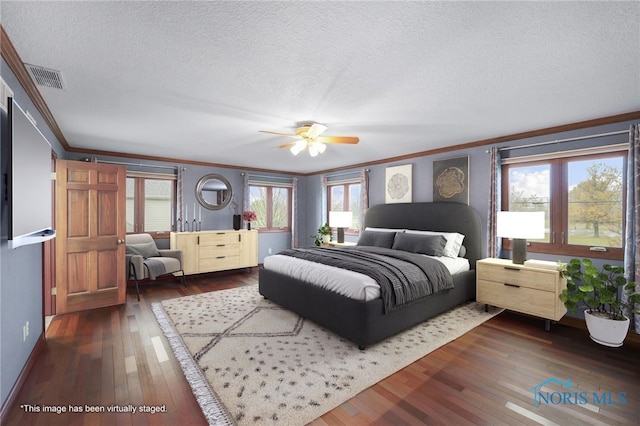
{"left": 152, "top": 284, "right": 501, "bottom": 425}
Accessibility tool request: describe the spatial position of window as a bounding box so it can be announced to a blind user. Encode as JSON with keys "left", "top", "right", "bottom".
{"left": 126, "top": 172, "right": 176, "bottom": 234}
{"left": 328, "top": 182, "right": 361, "bottom": 232}
{"left": 502, "top": 149, "right": 626, "bottom": 260}
{"left": 248, "top": 185, "right": 291, "bottom": 231}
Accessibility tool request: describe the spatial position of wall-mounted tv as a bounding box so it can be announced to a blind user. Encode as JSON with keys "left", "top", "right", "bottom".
{"left": 7, "top": 97, "right": 55, "bottom": 249}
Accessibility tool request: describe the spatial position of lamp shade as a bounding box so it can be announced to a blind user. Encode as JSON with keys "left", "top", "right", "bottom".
{"left": 497, "top": 211, "right": 545, "bottom": 239}
{"left": 329, "top": 211, "right": 353, "bottom": 228}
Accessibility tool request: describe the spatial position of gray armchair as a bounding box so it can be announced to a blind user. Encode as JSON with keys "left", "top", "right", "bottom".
{"left": 125, "top": 233, "right": 186, "bottom": 300}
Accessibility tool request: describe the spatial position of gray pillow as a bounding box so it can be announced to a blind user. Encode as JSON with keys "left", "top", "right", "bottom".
{"left": 392, "top": 233, "right": 446, "bottom": 256}
{"left": 357, "top": 230, "right": 396, "bottom": 248}
{"left": 126, "top": 242, "right": 160, "bottom": 258}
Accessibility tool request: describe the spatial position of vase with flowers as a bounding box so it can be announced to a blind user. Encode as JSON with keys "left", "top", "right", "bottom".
{"left": 242, "top": 211, "right": 257, "bottom": 230}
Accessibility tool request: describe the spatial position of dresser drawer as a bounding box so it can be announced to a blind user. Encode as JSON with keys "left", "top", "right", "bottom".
{"left": 199, "top": 244, "right": 240, "bottom": 259}
{"left": 199, "top": 255, "right": 241, "bottom": 271}
{"left": 477, "top": 279, "right": 557, "bottom": 319}
{"left": 199, "top": 232, "right": 241, "bottom": 245}
{"left": 477, "top": 264, "right": 557, "bottom": 292}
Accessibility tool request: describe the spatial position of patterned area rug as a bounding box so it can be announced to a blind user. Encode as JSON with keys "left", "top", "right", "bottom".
{"left": 152, "top": 284, "right": 501, "bottom": 425}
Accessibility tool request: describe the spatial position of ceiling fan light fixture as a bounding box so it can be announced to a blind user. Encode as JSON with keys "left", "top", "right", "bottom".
{"left": 290, "top": 140, "right": 307, "bottom": 156}
{"left": 308, "top": 141, "right": 327, "bottom": 157}
{"left": 308, "top": 143, "right": 320, "bottom": 157}
{"left": 261, "top": 123, "right": 358, "bottom": 157}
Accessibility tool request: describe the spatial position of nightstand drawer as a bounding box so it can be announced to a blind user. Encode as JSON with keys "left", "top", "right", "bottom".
{"left": 477, "top": 264, "right": 557, "bottom": 292}
{"left": 477, "top": 279, "right": 557, "bottom": 319}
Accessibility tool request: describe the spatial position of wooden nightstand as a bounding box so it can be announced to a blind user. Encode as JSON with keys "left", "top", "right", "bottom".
{"left": 321, "top": 241, "right": 357, "bottom": 247}
{"left": 476, "top": 258, "right": 567, "bottom": 330}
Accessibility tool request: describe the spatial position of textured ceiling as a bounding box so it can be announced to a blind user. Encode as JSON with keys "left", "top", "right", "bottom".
{"left": 2, "top": 1, "right": 639, "bottom": 173}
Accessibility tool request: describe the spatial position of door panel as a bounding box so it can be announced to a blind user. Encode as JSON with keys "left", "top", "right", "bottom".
{"left": 56, "top": 160, "right": 126, "bottom": 314}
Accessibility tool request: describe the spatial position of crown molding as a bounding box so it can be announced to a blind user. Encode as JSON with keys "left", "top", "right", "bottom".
{"left": 0, "top": 25, "right": 70, "bottom": 150}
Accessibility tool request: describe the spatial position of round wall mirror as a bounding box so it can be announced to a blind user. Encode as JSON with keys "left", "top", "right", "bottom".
{"left": 195, "top": 174, "right": 233, "bottom": 210}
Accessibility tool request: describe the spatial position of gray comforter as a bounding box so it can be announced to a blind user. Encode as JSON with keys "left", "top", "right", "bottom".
{"left": 278, "top": 246, "right": 453, "bottom": 313}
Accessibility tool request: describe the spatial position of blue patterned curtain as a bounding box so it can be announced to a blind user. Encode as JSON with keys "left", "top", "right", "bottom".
{"left": 321, "top": 174, "right": 328, "bottom": 224}
{"left": 242, "top": 172, "right": 250, "bottom": 213}
{"left": 487, "top": 146, "right": 501, "bottom": 258}
{"left": 360, "top": 169, "right": 369, "bottom": 232}
{"left": 624, "top": 124, "right": 640, "bottom": 333}
{"left": 176, "top": 167, "right": 185, "bottom": 232}
{"left": 291, "top": 177, "right": 298, "bottom": 248}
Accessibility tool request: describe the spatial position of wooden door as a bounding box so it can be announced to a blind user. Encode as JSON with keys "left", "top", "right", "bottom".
{"left": 55, "top": 160, "right": 126, "bottom": 314}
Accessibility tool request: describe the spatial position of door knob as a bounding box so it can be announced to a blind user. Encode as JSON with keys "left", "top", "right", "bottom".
{"left": 117, "top": 239, "right": 125, "bottom": 244}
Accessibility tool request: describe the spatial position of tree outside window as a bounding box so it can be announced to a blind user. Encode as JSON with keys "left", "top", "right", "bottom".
{"left": 503, "top": 152, "right": 625, "bottom": 260}
{"left": 328, "top": 182, "right": 361, "bottom": 232}
{"left": 249, "top": 185, "right": 291, "bottom": 231}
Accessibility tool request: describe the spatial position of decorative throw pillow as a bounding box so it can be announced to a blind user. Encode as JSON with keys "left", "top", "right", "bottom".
{"left": 126, "top": 242, "right": 160, "bottom": 258}
{"left": 356, "top": 230, "right": 396, "bottom": 249}
{"left": 392, "top": 232, "right": 446, "bottom": 256}
{"left": 405, "top": 230, "right": 465, "bottom": 258}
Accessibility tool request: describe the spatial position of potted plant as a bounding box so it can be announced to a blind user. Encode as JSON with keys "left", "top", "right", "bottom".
{"left": 312, "top": 223, "right": 332, "bottom": 246}
{"left": 559, "top": 258, "right": 640, "bottom": 347}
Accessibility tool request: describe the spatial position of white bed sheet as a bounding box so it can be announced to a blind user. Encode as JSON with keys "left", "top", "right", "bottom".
{"left": 262, "top": 252, "right": 470, "bottom": 302}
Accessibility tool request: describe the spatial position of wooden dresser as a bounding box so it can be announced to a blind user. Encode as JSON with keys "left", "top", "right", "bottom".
{"left": 170, "top": 230, "right": 258, "bottom": 275}
{"left": 476, "top": 258, "right": 567, "bottom": 330}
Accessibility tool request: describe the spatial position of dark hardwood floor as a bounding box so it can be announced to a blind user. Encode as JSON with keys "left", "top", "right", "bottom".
{"left": 4, "top": 270, "right": 639, "bottom": 425}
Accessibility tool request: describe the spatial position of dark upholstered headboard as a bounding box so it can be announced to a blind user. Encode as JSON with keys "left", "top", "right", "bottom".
{"left": 363, "top": 202, "right": 482, "bottom": 267}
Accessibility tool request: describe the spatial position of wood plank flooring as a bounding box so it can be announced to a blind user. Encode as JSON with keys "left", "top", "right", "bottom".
{"left": 3, "top": 270, "right": 639, "bottom": 425}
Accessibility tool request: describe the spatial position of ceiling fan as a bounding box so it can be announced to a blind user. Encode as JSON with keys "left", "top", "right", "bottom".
{"left": 259, "top": 123, "right": 359, "bottom": 156}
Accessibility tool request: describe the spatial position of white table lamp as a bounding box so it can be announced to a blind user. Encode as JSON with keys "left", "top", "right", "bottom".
{"left": 329, "top": 211, "right": 353, "bottom": 244}
{"left": 497, "top": 211, "right": 545, "bottom": 264}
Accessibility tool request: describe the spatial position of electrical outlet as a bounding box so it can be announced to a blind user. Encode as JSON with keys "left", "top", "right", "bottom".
{"left": 268, "top": 248, "right": 272, "bottom": 254}
{"left": 26, "top": 321, "right": 29, "bottom": 337}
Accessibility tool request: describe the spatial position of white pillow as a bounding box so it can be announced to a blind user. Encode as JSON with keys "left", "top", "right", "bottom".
{"left": 405, "top": 229, "right": 465, "bottom": 258}
{"left": 365, "top": 227, "right": 406, "bottom": 233}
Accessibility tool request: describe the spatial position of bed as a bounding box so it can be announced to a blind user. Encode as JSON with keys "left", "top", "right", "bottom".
{"left": 258, "top": 202, "right": 482, "bottom": 349}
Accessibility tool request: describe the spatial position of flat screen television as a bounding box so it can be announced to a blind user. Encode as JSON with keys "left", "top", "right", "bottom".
{"left": 7, "top": 97, "right": 55, "bottom": 249}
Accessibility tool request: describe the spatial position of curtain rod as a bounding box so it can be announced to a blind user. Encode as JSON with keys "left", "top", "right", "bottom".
{"left": 243, "top": 172, "right": 295, "bottom": 180}
{"left": 92, "top": 159, "right": 177, "bottom": 170}
{"left": 498, "top": 129, "right": 629, "bottom": 152}
{"left": 325, "top": 168, "right": 370, "bottom": 178}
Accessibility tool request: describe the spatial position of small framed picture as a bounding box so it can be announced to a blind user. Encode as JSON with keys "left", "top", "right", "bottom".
{"left": 433, "top": 156, "right": 469, "bottom": 204}
{"left": 385, "top": 164, "right": 412, "bottom": 203}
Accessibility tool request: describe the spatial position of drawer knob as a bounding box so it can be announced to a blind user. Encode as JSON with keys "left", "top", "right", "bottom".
{"left": 504, "top": 266, "right": 520, "bottom": 271}
{"left": 504, "top": 283, "right": 521, "bottom": 288}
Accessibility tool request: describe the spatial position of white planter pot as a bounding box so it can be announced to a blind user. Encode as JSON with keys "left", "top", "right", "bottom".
{"left": 584, "top": 310, "right": 630, "bottom": 347}
{"left": 322, "top": 235, "right": 331, "bottom": 244}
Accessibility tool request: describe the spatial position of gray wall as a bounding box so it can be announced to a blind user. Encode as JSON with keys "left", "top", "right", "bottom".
{"left": 0, "top": 58, "right": 67, "bottom": 409}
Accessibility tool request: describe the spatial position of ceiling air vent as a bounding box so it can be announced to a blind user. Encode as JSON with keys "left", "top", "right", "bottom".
{"left": 25, "top": 64, "right": 65, "bottom": 90}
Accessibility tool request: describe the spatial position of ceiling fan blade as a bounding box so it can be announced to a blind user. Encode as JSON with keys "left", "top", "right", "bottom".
{"left": 277, "top": 141, "right": 297, "bottom": 148}
{"left": 306, "top": 123, "right": 328, "bottom": 139}
{"left": 318, "top": 136, "right": 360, "bottom": 144}
{"left": 259, "top": 130, "right": 300, "bottom": 138}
